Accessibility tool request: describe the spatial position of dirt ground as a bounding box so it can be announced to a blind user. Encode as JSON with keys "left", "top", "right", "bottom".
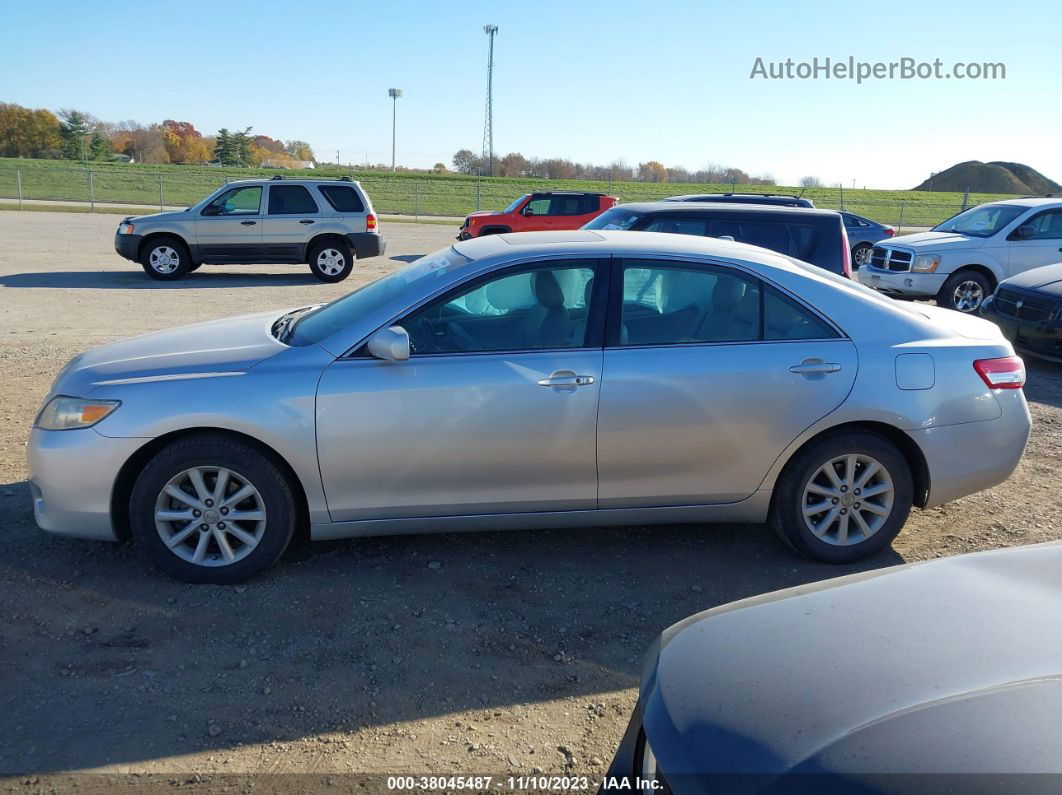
{"left": 1, "top": 211, "right": 1061, "bottom": 786}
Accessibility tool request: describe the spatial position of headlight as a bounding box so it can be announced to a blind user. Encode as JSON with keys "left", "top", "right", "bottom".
{"left": 35, "top": 396, "right": 121, "bottom": 430}
{"left": 912, "top": 254, "right": 941, "bottom": 272}
{"left": 118, "top": 223, "right": 135, "bottom": 235}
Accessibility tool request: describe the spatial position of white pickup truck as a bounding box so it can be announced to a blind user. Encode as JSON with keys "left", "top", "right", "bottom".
{"left": 858, "top": 197, "right": 1062, "bottom": 312}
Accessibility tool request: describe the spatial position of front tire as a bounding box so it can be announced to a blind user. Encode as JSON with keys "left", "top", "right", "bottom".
{"left": 140, "top": 236, "right": 191, "bottom": 281}
{"left": 770, "top": 431, "right": 913, "bottom": 563}
{"left": 852, "top": 243, "right": 873, "bottom": 269}
{"left": 938, "top": 269, "right": 991, "bottom": 313}
{"left": 129, "top": 434, "right": 297, "bottom": 583}
{"left": 308, "top": 240, "right": 354, "bottom": 283}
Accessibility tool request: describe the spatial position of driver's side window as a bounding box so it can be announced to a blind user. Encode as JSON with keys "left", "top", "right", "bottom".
{"left": 523, "top": 197, "right": 552, "bottom": 216}
{"left": 203, "top": 186, "right": 262, "bottom": 216}
{"left": 401, "top": 262, "right": 597, "bottom": 354}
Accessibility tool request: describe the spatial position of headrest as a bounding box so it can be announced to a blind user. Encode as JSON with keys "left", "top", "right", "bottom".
{"left": 532, "top": 270, "right": 565, "bottom": 309}
{"left": 486, "top": 274, "right": 532, "bottom": 311}
{"left": 712, "top": 278, "right": 746, "bottom": 311}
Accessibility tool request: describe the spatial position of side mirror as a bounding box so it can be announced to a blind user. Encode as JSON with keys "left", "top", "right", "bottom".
{"left": 1010, "top": 224, "right": 1036, "bottom": 240}
{"left": 367, "top": 326, "right": 410, "bottom": 361}
{"left": 201, "top": 205, "right": 220, "bottom": 217}
{"left": 522, "top": 205, "right": 535, "bottom": 216}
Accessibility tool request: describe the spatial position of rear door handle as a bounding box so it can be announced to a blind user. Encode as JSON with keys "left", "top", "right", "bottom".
{"left": 240, "top": 220, "right": 257, "bottom": 226}
{"left": 537, "top": 370, "right": 595, "bottom": 387}
{"left": 789, "top": 361, "right": 841, "bottom": 374}
{"left": 299, "top": 219, "right": 315, "bottom": 225}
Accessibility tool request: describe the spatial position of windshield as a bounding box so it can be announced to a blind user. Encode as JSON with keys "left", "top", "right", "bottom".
{"left": 502, "top": 194, "right": 529, "bottom": 213}
{"left": 582, "top": 208, "right": 641, "bottom": 231}
{"left": 285, "top": 247, "right": 471, "bottom": 346}
{"left": 933, "top": 204, "right": 1025, "bottom": 238}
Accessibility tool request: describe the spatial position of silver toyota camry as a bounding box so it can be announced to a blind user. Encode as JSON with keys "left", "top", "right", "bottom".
{"left": 28, "top": 231, "right": 1031, "bottom": 583}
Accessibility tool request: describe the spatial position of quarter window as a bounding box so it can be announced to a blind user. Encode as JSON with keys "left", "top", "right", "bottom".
{"left": 319, "top": 185, "right": 366, "bottom": 213}
{"left": 268, "top": 184, "right": 319, "bottom": 215}
{"left": 203, "top": 186, "right": 261, "bottom": 216}
{"left": 401, "top": 262, "right": 597, "bottom": 354}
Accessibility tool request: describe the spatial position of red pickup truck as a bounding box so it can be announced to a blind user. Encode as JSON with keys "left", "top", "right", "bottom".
{"left": 457, "top": 191, "right": 618, "bottom": 240}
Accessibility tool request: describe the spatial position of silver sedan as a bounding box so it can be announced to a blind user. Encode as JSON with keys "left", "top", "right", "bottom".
{"left": 28, "top": 231, "right": 1031, "bottom": 583}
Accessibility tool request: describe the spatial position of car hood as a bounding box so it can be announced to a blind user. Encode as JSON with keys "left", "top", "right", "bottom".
{"left": 1001, "top": 262, "right": 1062, "bottom": 296}
{"left": 126, "top": 209, "right": 192, "bottom": 224}
{"left": 52, "top": 309, "right": 290, "bottom": 397}
{"left": 465, "top": 210, "right": 499, "bottom": 220}
{"left": 884, "top": 230, "right": 984, "bottom": 251}
{"left": 644, "top": 542, "right": 1062, "bottom": 777}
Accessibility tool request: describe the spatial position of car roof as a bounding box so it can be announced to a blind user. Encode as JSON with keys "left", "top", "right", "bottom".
{"left": 979, "top": 197, "right": 1062, "bottom": 208}
{"left": 609, "top": 201, "right": 839, "bottom": 218}
{"left": 223, "top": 177, "right": 363, "bottom": 186}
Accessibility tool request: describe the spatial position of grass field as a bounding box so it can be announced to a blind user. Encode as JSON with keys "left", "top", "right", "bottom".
{"left": 0, "top": 157, "right": 1019, "bottom": 228}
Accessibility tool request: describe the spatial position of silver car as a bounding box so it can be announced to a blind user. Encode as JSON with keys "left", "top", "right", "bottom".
{"left": 29, "top": 231, "right": 1031, "bottom": 583}
{"left": 113, "top": 176, "right": 384, "bottom": 282}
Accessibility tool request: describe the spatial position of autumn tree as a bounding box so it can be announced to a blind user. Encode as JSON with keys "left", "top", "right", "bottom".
{"left": 638, "top": 161, "right": 668, "bottom": 183}
{"left": 284, "top": 140, "right": 314, "bottom": 161}
{"left": 0, "top": 103, "right": 62, "bottom": 158}
{"left": 161, "top": 120, "right": 210, "bottom": 164}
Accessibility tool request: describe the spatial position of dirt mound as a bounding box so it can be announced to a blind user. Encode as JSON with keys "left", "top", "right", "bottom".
{"left": 914, "top": 161, "right": 1061, "bottom": 194}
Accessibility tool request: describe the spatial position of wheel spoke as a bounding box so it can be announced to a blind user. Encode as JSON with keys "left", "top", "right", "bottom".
{"left": 806, "top": 482, "right": 839, "bottom": 498}
{"left": 165, "top": 522, "right": 200, "bottom": 548}
{"left": 855, "top": 462, "right": 880, "bottom": 489}
{"left": 844, "top": 455, "right": 858, "bottom": 487}
{"left": 164, "top": 484, "right": 200, "bottom": 508}
{"left": 862, "top": 501, "right": 891, "bottom": 517}
{"left": 837, "top": 512, "right": 850, "bottom": 544}
{"left": 191, "top": 531, "right": 210, "bottom": 563}
{"left": 213, "top": 468, "right": 231, "bottom": 504}
{"left": 860, "top": 482, "right": 890, "bottom": 498}
{"left": 156, "top": 509, "right": 194, "bottom": 523}
{"left": 803, "top": 500, "right": 832, "bottom": 517}
{"left": 812, "top": 506, "right": 840, "bottom": 536}
{"left": 823, "top": 464, "right": 844, "bottom": 490}
{"left": 212, "top": 527, "right": 236, "bottom": 561}
{"left": 222, "top": 484, "right": 255, "bottom": 508}
{"left": 188, "top": 468, "right": 211, "bottom": 503}
{"left": 223, "top": 524, "right": 258, "bottom": 547}
{"left": 852, "top": 510, "right": 873, "bottom": 538}
{"left": 227, "top": 509, "right": 265, "bottom": 522}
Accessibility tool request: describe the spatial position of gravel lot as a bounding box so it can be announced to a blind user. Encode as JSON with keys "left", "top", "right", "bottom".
{"left": 1, "top": 211, "right": 1061, "bottom": 785}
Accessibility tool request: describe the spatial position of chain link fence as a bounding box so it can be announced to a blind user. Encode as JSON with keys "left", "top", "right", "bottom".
{"left": 0, "top": 165, "right": 977, "bottom": 231}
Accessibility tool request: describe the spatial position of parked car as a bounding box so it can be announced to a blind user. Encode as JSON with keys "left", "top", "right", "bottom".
{"left": 981, "top": 262, "right": 1062, "bottom": 363}
{"left": 603, "top": 542, "right": 1062, "bottom": 792}
{"left": 114, "top": 176, "right": 384, "bottom": 282}
{"left": 858, "top": 197, "right": 1062, "bottom": 313}
{"left": 30, "top": 231, "right": 1029, "bottom": 583}
{"left": 841, "top": 210, "right": 895, "bottom": 267}
{"left": 456, "top": 191, "right": 617, "bottom": 239}
{"left": 662, "top": 192, "right": 816, "bottom": 208}
{"left": 584, "top": 202, "right": 852, "bottom": 276}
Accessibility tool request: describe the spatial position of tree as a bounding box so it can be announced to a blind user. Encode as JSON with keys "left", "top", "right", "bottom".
{"left": 161, "top": 120, "right": 210, "bottom": 164}
{"left": 284, "top": 140, "right": 314, "bottom": 161}
{"left": 58, "top": 109, "right": 92, "bottom": 160}
{"left": 496, "top": 152, "right": 529, "bottom": 177}
{"left": 432, "top": 162, "right": 447, "bottom": 173}
{"left": 231, "top": 127, "right": 253, "bottom": 166}
{"left": 0, "top": 103, "right": 62, "bottom": 158}
{"left": 113, "top": 122, "right": 168, "bottom": 163}
{"left": 799, "top": 175, "right": 822, "bottom": 188}
{"left": 638, "top": 161, "right": 668, "bottom": 183}
{"left": 452, "top": 149, "right": 482, "bottom": 175}
{"left": 214, "top": 128, "right": 235, "bottom": 165}
{"left": 89, "top": 130, "right": 112, "bottom": 160}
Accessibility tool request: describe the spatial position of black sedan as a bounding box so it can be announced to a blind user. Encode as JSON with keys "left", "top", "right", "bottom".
{"left": 601, "top": 543, "right": 1062, "bottom": 794}
{"left": 981, "top": 263, "right": 1062, "bottom": 363}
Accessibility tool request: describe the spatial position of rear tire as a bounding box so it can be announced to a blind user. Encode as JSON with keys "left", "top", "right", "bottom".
{"left": 770, "top": 430, "right": 912, "bottom": 563}
{"left": 308, "top": 240, "right": 354, "bottom": 283}
{"left": 852, "top": 243, "right": 873, "bottom": 269}
{"left": 938, "top": 269, "right": 991, "bottom": 313}
{"left": 129, "top": 434, "right": 296, "bottom": 584}
{"left": 140, "top": 236, "right": 191, "bottom": 281}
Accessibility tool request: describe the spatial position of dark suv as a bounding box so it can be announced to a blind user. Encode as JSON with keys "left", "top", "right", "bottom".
{"left": 662, "top": 192, "right": 816, "bottom": 208}
{"left": 583, "top": 202, "right": 851, "bottom": 276}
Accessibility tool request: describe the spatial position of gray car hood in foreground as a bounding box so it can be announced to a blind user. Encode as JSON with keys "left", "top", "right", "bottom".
{"left": 1001, "top": 263, "right": 1062, "bottom": 297}
{"left": 52, "top": 309, "right": 289, "bottom": 397}
{"left": 645, "top": 542, "right": 1062, "bottom": 778}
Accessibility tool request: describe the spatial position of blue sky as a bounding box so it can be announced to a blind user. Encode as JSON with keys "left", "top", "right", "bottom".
{"left": 2, "top": 0, "right": 1060, "bottom": 188}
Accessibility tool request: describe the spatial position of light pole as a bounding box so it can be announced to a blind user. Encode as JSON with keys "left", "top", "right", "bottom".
{"left": 388, "top": 88, "right": 402, "bottom": 173}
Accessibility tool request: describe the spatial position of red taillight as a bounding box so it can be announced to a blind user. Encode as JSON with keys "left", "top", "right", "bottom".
{"left": 884, "top": 227, "right": 895, "bottom": 237}
{"left": 366, "top": 213, "right": 377, "bottom": 231}
{"left": 974, "top": 356, "right": 1026, "bottom": 389}
{"left": 840, "top": 224, "right": 852, "bottom": 278}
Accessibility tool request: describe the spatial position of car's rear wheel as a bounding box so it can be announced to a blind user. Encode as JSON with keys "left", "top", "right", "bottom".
{"left": 938, "top": 269, "right": 991, "bottom": 313}
{"left": 852, "top": 243, "right": 873, "bottom": 268}
{"left": 129, "top": 434, "right": 296, "bottom": 583}
{"left": 770, "top": 430, "right": 912, "bottom": 563}
{"left": 140, "top": 236, "right": 191, "bottom": 281}
{"left": 308, "top": 240, "right": 353, "bottom": 283}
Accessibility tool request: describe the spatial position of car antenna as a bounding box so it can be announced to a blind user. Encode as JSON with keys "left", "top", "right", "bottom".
{"left": 796, "top": 185, "right": 807, "bottom": 200}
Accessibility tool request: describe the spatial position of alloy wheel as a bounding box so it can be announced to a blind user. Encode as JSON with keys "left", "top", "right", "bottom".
{"left": 800, "top": 454, "right": 894, "bottom": 546}
{"left": 853, "top": 246, "right": 873, "bottom": 266}
{"left": 154, "top": 466, "right": 267, "bottom": 567}
{"left": 149, "top": 246, "right": 180, "bottom": 274}
{"left": 316, "top": 248, "right": 346, "bottom": 276}
{"left": 952, "top": 280, "right": 985, "bottom": 312}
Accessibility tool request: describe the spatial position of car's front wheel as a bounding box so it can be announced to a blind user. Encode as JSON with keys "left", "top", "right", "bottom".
{"left": 938, "top": 269, "right": 991, "bottom": 313}
{"left": 852, "top": 243, "right": 873, "bottom": 268}
{"left": 129, "top": 434, "right": 297, "bottom": 583}
{"left": 770, "top": 430, "right": 913, "bottom": 563}
{"left": 140, "top": 236, "right": 191, "bottom": 281}
{"left": 308, "top": 240, "right": 354, "bottom": 283}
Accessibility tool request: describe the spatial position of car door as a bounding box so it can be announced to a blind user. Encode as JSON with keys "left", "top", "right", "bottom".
{"left": 194, "top": 185, "right": 264, "bottom": 260}
{"left": 262, "top": 183, "right": 323, "bottom": 261}
{"left": 1007, "top": 208, "right": 1062, "bottom": 275}
{"left": 315, "top": 258, "right": 608, "bottom": 522}
{"left": 597, "top": 258, "right": 857, "bottom": 507}
{"left": 519, "top": 195, "right": 561, "bottom": 232}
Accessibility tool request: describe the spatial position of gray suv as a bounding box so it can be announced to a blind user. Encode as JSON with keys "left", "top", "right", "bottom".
{"left": 114, "top": 176, "right": 385, "bottom": 282}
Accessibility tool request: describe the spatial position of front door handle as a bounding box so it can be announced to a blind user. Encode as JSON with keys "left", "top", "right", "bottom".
{"left": 240, "top": 220, "right": 257, "bottom": 226}
{"left": 537, "top": 370, "right": 595, "bottom": 387}
{"left": 299, "top": 219, "right": 316, "bottom": 225}
{"left": 789, "top": 360, "right": 841, "bottom": 375}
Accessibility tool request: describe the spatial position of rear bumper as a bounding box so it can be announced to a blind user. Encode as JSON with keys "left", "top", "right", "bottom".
{"left": 346, "top": 232, "right": 385, "bottom": 259}
{"left": 114, "top": 233, "right": 141, "bottom": 262}
{"left": 27, "top": 426, "right": 144, "bottom": 542}
{"left": 981, "top": 296, "right": 1062, "bottom": 363}
{"left": 858, "top": 265, "right": 946, "bottom": 298}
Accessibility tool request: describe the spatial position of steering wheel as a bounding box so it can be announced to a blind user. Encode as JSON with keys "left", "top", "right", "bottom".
{"left": 408, "top": 316, "right": 442, "bottom": 353}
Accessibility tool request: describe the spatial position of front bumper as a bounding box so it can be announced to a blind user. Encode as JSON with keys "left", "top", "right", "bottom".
{"left": 114, "top": 232, "right": 141, "bottom": 262}
{"left": 346, "top": 232, "right": 386, "bottom": 259}
{"left": 858, "top": 265, "right": 946, "bottom": 298}
{"left": 981, "top": 295, "right": 1062, "bottom": 363}
{"left": 27, "top": 426, "right": 145, "bottom": 541}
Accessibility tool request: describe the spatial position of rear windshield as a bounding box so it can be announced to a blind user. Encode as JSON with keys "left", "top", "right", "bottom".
{"left": 585, "top": 209, "right": 844, "bottom": 274}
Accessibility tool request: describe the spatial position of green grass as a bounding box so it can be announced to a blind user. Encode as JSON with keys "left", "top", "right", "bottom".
{"left": 0, "top": 157, "right": 1021, "bottom": 228}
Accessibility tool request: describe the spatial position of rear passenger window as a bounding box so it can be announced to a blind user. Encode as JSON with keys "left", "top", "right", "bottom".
{"left": 319, "top": 185, "right": 366, "bottom": 213}
{"left": 643, "top": 217, "right": 709, "bottom": 236}
{"left": 764, "top": 286, "right": 838, "bottom": 340}
{"left": 268, "top": 185, "right": 319, "bottom": 215}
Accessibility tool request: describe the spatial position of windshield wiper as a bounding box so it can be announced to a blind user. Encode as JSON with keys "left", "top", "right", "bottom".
{"left": 272, "top": 307, "right": 313, "bottom": 344}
